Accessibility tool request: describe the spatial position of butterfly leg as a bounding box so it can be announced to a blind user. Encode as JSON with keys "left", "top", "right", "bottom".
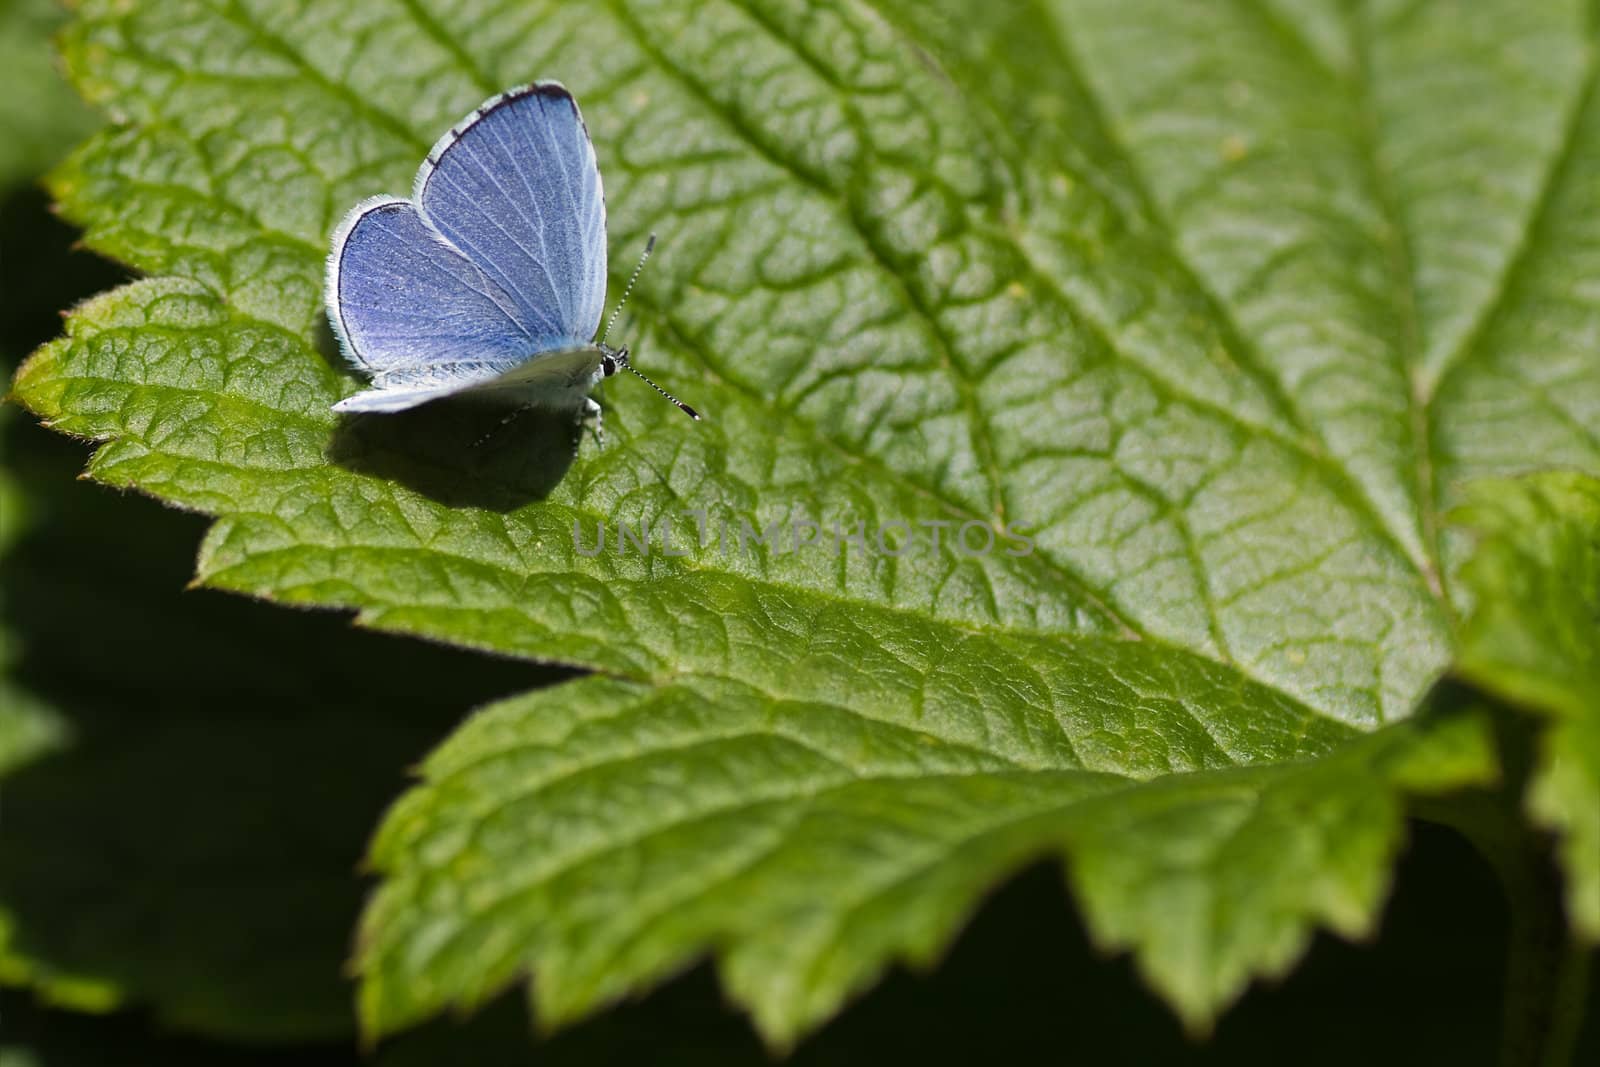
{"left": 581, "top": 396, "right": 605, "bottom": 449}
{"left": 473, "top": 403, "right": 533, "bottom": 449}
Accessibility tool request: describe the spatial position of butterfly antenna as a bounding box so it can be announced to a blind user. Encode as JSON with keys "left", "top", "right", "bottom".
{"left": 617, "top": 348, "right": 701, "bottom": 420}
{"left": 600, "top": 233, "right": 655, "bottom": 345}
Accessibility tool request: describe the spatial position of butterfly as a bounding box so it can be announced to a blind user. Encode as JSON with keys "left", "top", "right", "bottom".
{"left": 324, "top": 81, "right": 698, "bottom": 431}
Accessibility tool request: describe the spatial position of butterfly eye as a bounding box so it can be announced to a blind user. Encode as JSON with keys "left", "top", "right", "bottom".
{"left": 600, "top": 354, "right": 618, "bottom": 377}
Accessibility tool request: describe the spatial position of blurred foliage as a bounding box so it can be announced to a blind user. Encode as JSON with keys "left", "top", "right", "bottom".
{"left": 0, "top": 0, "right": 96, "bottom": 192}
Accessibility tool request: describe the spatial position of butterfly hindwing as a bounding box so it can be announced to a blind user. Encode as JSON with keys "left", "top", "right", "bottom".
{"left": 327, "top": 196, "right": 538, "bottom": 402}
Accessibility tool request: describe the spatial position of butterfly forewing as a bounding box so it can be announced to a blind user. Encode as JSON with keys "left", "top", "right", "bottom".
{"left": 415, "top": 84, "right": 608, "bottom": 349}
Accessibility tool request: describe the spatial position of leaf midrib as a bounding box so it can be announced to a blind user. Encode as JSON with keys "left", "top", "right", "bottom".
{"left": 1345, "top": 1, "right": 1440, "bottom": 602}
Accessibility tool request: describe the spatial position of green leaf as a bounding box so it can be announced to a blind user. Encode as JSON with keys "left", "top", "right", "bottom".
{"left": 1454, "top": 472, "right": 1600, "bottom": 941}
{"left": 12, "top": 0, "right": 1589, "bottom": 1046}
{"left": 363, "top": 680, "right": 1490, "bottom": 1042}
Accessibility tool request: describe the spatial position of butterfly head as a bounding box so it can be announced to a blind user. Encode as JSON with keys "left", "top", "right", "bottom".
{"left": 599, "top": 342, "right": 700, "bottom": 421}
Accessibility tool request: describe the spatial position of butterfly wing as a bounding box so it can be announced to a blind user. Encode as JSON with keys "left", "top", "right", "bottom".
{"left": 332, "top": 379, "right": 478, "bottom": 413}
{"left": 328, "top": 195, "right": 546, "bottom": 411}
{"left": 414, "top": 82, "right": 608, "bottom": 348}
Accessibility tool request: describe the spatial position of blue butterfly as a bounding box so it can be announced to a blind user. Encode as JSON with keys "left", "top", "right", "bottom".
{"left": 325, "top": 81, "right": 698, "bottom": 429}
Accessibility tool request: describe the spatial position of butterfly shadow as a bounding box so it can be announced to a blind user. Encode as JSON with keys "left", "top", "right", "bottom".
{"left": 326, "top": 398, "right": 582, "bottom": 512}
